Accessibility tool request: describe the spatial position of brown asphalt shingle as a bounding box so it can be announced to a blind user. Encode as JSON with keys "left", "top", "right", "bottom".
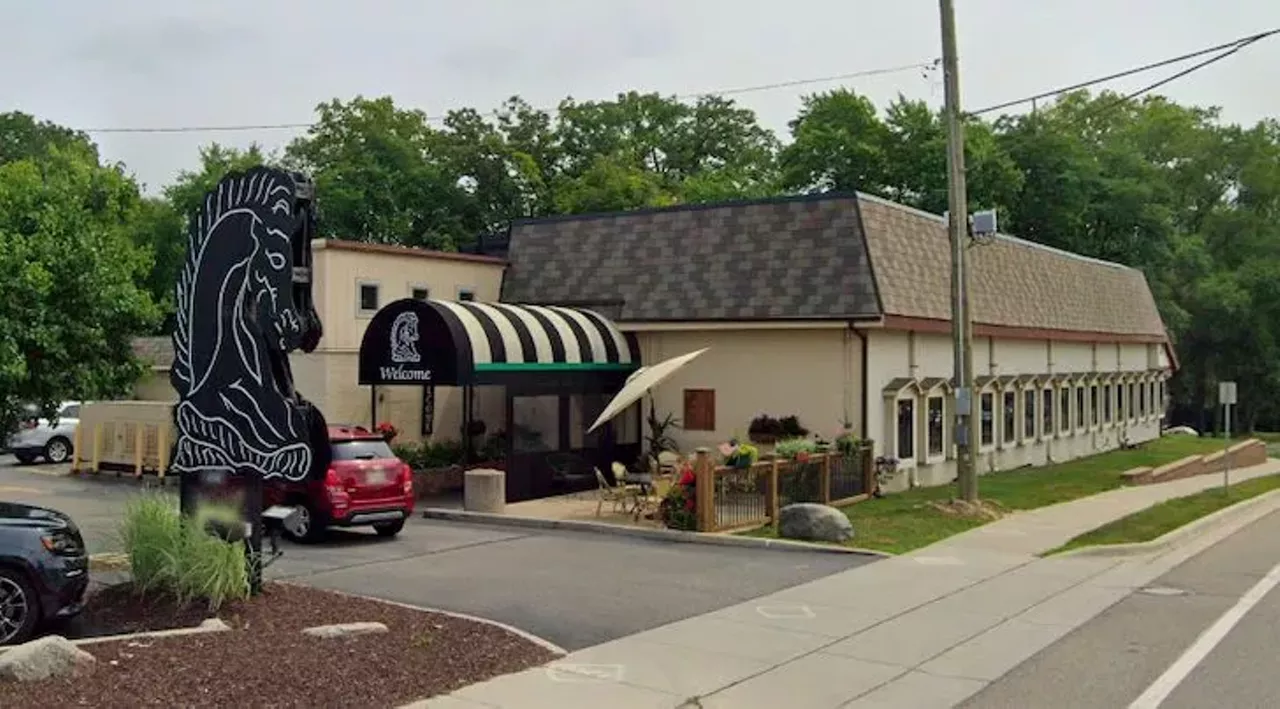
{"left": 858, "top": 194, "right": 1167, "bottom": 337}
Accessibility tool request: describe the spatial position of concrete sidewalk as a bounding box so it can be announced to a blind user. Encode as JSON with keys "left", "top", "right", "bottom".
{"left": 408, "top": 459, "right": 1280, "bottom": 709}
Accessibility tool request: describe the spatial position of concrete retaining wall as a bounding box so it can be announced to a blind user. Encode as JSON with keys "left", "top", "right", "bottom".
{"left": 1123, "top": 439, "right": 1267, "bottom": 485}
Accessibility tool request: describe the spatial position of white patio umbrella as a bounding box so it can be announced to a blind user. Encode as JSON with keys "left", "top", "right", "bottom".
{"left": 586, "top": 348, "right": 709, "bottom": 434}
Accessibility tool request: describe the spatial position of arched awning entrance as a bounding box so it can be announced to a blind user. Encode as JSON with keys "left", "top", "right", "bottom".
{"left": 358, "top": 298, "right": 641, "bottom": 391}
{"left": 357, "top": 298, "right": 644, "bottom": 502}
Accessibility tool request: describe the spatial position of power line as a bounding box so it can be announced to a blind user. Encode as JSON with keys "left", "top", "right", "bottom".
{"left": 968, "top": 28, "right": 1279, "bottom": 117}
{"left": 80, "top": 60, "right": 938, "bottom": 135}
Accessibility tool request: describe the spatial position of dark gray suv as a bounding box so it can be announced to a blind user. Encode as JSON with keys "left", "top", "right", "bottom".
{"left": 0, "top": 502, "right": 89, "bottom": 645}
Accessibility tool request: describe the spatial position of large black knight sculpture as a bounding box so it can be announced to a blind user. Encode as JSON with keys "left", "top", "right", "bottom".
{"left": 169, "top": 166, "right": 329, "bottom": 496}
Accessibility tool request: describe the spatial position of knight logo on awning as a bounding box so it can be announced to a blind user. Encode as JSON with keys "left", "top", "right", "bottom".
{"left": 381, "top": 311, "right": 431, "bottom": 380}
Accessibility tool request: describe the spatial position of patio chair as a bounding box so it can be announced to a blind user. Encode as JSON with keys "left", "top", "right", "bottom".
{"left": 548, "top": 452, "right": 596, "bottom": 491}
{"left": 594, "top": 467, "right": 639, "bottom": 517}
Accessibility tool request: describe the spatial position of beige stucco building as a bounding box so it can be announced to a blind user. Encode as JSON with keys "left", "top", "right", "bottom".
{"left": 134, "top": 191, "right": 1175, "bottom": 494}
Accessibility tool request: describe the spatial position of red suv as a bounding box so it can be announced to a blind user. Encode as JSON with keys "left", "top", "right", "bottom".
{"left": 268, "top": 425, "right": 415, "bottom": 543}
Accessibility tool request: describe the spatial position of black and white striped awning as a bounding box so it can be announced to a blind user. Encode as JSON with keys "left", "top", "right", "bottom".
{"left": 358, "top": 298, "right": 641, "bottom": 387}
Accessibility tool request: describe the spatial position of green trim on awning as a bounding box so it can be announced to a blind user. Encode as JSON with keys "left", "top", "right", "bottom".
{"left": 474, "top": 362, "right": 638, "bottom": 372}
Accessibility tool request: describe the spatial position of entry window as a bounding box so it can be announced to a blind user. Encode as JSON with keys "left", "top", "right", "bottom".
{"left": 1076, "top": 386, "right": 1085, "bottom": 429}
{"left": 1059, "top": 388, "right": 1070, "bottom": 433}
{"left": 1090, "top": 385, "right": 1099, "bottom": 426}
{"left": 1104, "top": 384, "right": 1113, "bottom": 423}
{"left": 980, "top": 392, "right": 994, "bottom": 447}
{"left": 411, "top": 286, "right": 430, "bottom": 301}
{"left": 1139, "top": 381, "right": 1147, "bottom": 417}
{"left": 1042, "top": 388, "right": 1054, "bottom": 435}
{"left": 1118, "top": 384, "right": 1126, "bottom": 421}
{"left": 1023, "top": 390, "right": 1036, "bottom": 439}
{"left": 927, "top": 396, "right": 944, "bottom": 456}
{"left": 1003, "top": 391, "right": 1016, "bottom": 444}
{"left": 896, "top": 398, "right": 915, "bottom": 460}
{"left": 1128, "top": 383, "right": 1137, "bottom": 420}
{"left": 358, "top": 281, "right": 380, "bottom": 314}
{"left": 682, "top": 389, "right": 716, "bottom": 431}
{"left": 1158, "top": 381, "right": 1165, "bottom": 417}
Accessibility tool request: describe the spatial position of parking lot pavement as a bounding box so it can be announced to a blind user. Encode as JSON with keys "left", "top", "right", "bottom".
{"left": 0, "top": 457, "right": 872, "bottom": 651}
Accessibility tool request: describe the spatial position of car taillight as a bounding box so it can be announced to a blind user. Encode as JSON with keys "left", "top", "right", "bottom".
{"left": 324, "top": 467, "right": 350, "bottom": 511}
{"left": 398, "top": 463, "right": 413, "bottom": 495}
{"left": 324, "top": 467, "right": 341, "bottom": 489}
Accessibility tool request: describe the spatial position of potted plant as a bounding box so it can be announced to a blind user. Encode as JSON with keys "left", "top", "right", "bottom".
{"left": 658, "top": 462, "right": 698, "bottom": 531}
{"left": 375, "top": 421, "right": 399, "bottom": 443}
{"left": 718, "top": 439, "right": 759, "bottom": 469}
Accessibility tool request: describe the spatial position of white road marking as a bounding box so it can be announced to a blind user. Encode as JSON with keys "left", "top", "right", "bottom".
{"left": 1129, "top": 559, "right": 1280, "bottom": 709}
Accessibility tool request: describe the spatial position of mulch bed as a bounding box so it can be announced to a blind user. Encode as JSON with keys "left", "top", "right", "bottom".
{"left": 0, "top": 582, "right": 557, "bottom": 709}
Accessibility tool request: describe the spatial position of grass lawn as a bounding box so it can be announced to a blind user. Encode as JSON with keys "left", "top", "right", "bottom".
{"left": 741, "top": 434, "right": 1232, "bottom": 555}
{"left": 1044, "top": 473, "right": 1280, "bottom": 556}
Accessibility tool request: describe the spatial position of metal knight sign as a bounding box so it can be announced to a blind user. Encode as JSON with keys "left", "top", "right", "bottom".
{"left": 169, "top": 166, "right": 330, "bottom": 487}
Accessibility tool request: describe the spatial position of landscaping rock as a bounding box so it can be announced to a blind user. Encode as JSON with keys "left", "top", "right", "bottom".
{"left": 778, "top": 503, "right": 854, "bottom": 543}
{"left": 301, "top": 622, "right": 389, "bottom": 639}
{"left": 0, "top": 635, "right": 96, "bottom": 682}
{"left": 1164, "top": 425, "right": 1199, "bottom": 436}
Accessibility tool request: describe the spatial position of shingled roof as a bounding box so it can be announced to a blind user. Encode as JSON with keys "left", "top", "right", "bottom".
{"left": 500, "top": 194, "right": 881, "bottom": 321}
{"left": 500, "top": 192, "right": 1169, "bottom": 339}
{"left": 857, "top": 194, "right": 1167, "bottom": 338}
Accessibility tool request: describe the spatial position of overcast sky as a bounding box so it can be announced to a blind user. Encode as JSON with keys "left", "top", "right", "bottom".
{"left": 5, "top": 1, "right": 1277, "bottom": 192}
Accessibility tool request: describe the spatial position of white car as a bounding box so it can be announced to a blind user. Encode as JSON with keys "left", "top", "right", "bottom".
{"left": 6, "top": 402, "right": 80, "bottom": 465}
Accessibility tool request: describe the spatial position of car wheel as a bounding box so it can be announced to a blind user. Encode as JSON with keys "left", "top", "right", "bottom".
{"left": 283, "top": 502, "right": 327, "bottom": 544}
{"left": 373, "top": 519, "right": 405, "bottom": 538}
{"left": 13, "top": 452, "right": 37, "bottom": 465}
{"left": 43, "top": 437, "right": 72, "bottom": 464}
{"left": 0, "top": 568, "right": 39, "bottom": 646}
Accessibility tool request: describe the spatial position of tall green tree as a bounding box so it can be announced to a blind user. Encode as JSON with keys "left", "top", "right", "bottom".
{"left": 0, "top": 121, "right": 158, "bottom": 433}
{"left": 285, "top": 96, "right": 476, "bottom": 249}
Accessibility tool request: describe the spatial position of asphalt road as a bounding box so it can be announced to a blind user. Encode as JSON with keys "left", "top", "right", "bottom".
{"left": 962, "top": 507, "right": 1280, "bottom": 709}
{"left": 0, "top": 455, "right": 871, "bottom": 650}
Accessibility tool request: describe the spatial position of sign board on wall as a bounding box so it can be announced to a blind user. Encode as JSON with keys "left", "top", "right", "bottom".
{"left": 1219, "top": 381, "right": 1238, "bottom": 406}
{"left": 421, "top": 386, "right": 435, "bottom": 436}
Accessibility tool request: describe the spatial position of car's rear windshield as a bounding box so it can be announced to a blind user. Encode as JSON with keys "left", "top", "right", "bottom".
{"left": 331, "top": 439, "right": 395, "bottom": 461}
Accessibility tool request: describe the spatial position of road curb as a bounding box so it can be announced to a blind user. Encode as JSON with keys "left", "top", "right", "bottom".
{"left": 1055, "top": 486, "right": 1280, "bottom": 559}
{"left": 276, "top": 582, "right": 568, "bottom": 656}
{"left": 421, "top": 508, "right": 891, "bottom": 558}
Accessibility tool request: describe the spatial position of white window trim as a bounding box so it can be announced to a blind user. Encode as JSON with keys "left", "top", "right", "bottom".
{"left": 1087, "top": 381, "right": 1100, "bottom": 430}
{"left": 922, "top": 393, "right": 948, "bottom": 464}
{"left": 893, "top": 394, "right": 918, "bottom": 468}
{"left": 408, "top": 282, "right": 431, "bottom": 300}
{"left": 998, "top": 386, "right": 1018, "bottom": 450}
{"left": 455, "top": 285, "right": 477, "bottom": 301}
{"left": 977, "top": 388, "right": 998, "bottom": 453}
{"left": 1075, "top": 382, "right": 1088, "bottom": 433}
{"left": 1021, "top": 386, "right": 1038, "bottom": 444}
{"left": 356, "top": 279, "right": 381, "bottom": 318}
{"left": 1040, "top": 387, "right": 1056, "bottom": 442}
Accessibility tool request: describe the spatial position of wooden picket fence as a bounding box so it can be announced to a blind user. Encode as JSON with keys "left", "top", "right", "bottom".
{"left": 691, "top": 444, "right": 875, "bottom": 533}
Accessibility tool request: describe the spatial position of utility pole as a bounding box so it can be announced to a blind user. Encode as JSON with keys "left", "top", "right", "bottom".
{"left": 940, "top": 0, "right": 978, "bottom": 502}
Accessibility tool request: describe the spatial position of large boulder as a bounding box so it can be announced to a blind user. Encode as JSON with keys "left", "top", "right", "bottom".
{"left": 778, "top": 503, "right": 854, "bottom": 543}
{"left": 0, "top": 635, "right": 96, "bottom": 682}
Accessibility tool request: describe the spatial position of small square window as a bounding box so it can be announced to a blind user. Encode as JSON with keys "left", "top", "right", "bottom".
{"left": 411, "top": 287, "right": 430, "bottom": 301}
{"left": 683, "top": 389, "right": 716, "bottom": 431}
{"left": 358, "top": 282, "right": 379, "bottom": 313}
{"left": 457, "top": 288, "right": 476, "bottom": 302}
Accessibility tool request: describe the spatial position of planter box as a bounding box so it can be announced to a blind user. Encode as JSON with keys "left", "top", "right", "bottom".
{"left": 413, "top": 465, "right": 463, "bottom": 497}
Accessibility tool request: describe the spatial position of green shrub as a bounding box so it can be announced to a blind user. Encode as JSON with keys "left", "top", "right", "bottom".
{"left": 118, "top": 493, "right": 249, "bottom": 610}
{"left": 774, "top": 437, "right": 818, "bottom": 459}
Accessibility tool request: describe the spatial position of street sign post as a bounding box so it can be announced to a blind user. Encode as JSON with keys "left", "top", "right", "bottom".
{"left": 1219, "top": 381, "right": 1237, "bottom": 492}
